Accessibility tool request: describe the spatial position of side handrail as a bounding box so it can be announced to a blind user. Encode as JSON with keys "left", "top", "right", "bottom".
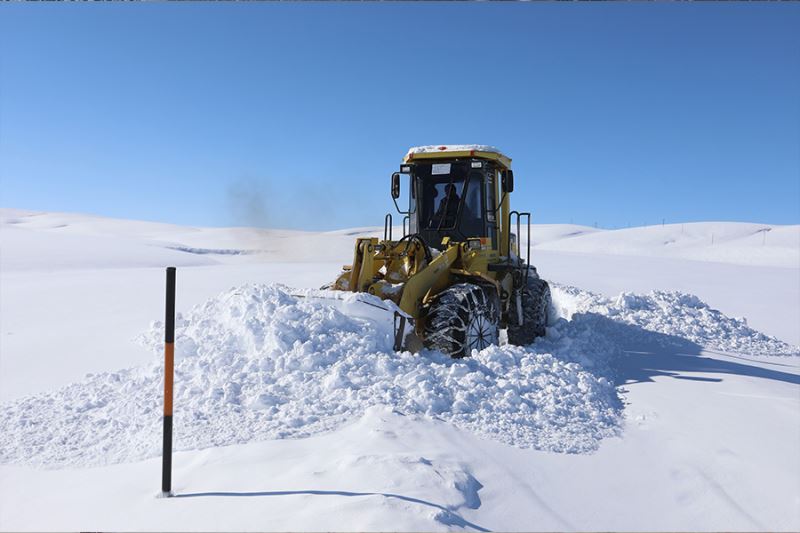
{"left": 402, "top": 215, "right": 409, "bottom": 237}
{"left": 507, "top": 210, "right": 532, "bottom": 284}
{"left": 384, "top": 213, "right": 393, "bottom": 241}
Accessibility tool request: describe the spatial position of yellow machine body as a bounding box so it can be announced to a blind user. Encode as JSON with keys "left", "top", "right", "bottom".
{"left": 331, "top": 145, "right": 525, "bottom": 340}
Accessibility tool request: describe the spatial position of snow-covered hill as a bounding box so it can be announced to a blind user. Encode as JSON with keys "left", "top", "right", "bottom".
{"left": 534, "top": 221, "right": 799, "bottom": 268}
{"left": 3, "top": 209, "right": 798, "bottom": 270}
{"left": 1, "top": 209, "right": 798, "bottom": 531}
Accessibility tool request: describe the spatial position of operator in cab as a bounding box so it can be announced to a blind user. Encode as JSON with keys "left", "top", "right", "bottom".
{"left": 430, "top": 183, "right": 461, "bottom": 228}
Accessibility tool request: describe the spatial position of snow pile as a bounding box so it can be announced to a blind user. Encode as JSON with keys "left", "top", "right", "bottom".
{"left": 0, "top": 284, "right": 621, "bottom": 467}
{"left": 1, "top": 282, "right": 796, "bottom": 468}
{"left": 552, "top": 285, "right": 799, "bottom": 357}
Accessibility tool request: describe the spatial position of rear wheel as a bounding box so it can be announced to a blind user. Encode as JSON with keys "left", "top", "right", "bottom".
{"left": 507, "top": 274, "right": 551, "bottom": 346}
{"left": 423, "top": 283, "right": 499, "bottom": 358}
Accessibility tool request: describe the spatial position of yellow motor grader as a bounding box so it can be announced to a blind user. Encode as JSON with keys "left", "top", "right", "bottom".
{"left": 327, "top": 144, "right": 551, "bottom": 358}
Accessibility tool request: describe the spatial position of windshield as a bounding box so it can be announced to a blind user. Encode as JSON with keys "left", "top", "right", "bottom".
{"left": 417, "top": 162, "right": 470, "bottom": 230}
{"left": 411, "top": 162, "right": 486, "bottom": 248}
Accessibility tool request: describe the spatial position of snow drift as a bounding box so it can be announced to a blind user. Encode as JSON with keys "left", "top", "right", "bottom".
{"left": 0, "top": 283, "right": 796, "bottom": 468}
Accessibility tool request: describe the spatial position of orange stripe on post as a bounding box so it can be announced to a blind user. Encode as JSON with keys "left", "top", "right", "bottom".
{"left": 164, "top": 342, "right": 174, "bottom": 416}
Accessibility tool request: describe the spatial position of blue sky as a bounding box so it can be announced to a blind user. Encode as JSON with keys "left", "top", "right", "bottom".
{"left": 1, "top": 3, "right": 798, "bottom": 230}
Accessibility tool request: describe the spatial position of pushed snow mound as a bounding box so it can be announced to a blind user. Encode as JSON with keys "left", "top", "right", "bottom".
{"left": 1, "top": 283, "right": 796, "bottom": 468}
{"left": 552, "top": 285, "right": 799, "bottom": 357}
{"left": 0, "top": 284, "right": 621, "bottom": 467}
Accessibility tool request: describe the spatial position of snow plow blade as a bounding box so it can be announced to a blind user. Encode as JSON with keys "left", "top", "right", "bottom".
{"left": 290, "top": 289, "right": 417, "bottom": 352}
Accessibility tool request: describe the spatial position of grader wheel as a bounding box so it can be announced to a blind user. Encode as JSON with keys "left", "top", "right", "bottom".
{"left": 423, "top": 283, "right": 499, "bottom": 358}
{"left": 507, "top": 274, "right": 551, "bottom": 346}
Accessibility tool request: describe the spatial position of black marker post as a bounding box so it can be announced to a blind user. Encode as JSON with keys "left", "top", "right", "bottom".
{"left": 161, "top": 267, "right": 176, "bottom": 497}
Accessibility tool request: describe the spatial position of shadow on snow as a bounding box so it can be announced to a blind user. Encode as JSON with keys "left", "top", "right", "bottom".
{"left": 174, "top": 489, "right": 489, "bottom": 531}
{"left": 571, "top": 312, "right": 800, "bottom": 387}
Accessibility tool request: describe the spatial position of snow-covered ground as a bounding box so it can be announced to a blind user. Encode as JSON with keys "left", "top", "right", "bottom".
{"left": 1, "top": 208, "right": 798, "bottom": 531}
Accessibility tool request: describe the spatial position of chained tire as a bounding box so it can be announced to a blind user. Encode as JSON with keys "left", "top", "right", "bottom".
{"left": 507, "top": 273, "right": 551, "bottom": 346}
{"left": 423, "top": 283, "right": 500, "bottom": 358}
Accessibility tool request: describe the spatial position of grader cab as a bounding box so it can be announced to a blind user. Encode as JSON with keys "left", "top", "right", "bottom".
{"left": 329, "top": 145, "right": 551, "bottom": 358}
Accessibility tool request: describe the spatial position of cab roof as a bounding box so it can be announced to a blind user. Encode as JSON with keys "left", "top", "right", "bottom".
{"left": 404, "top": 144, "right": 512, "bottom": 169}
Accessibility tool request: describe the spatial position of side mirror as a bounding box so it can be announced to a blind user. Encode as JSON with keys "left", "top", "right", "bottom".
{"left": 501, "top": 170, "right": 514, "bottom": 193}
{"left": 391, "top": 172, "right": 401, "bottom": 199}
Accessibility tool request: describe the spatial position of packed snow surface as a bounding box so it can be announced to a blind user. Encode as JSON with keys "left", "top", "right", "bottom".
{"left": 1, "top": 282, "right": 795, "bottom": 469}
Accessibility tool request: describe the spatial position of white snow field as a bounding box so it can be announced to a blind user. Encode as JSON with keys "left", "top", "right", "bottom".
{"left": 0, "top": 208, "right": 799, "bottom": 531}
